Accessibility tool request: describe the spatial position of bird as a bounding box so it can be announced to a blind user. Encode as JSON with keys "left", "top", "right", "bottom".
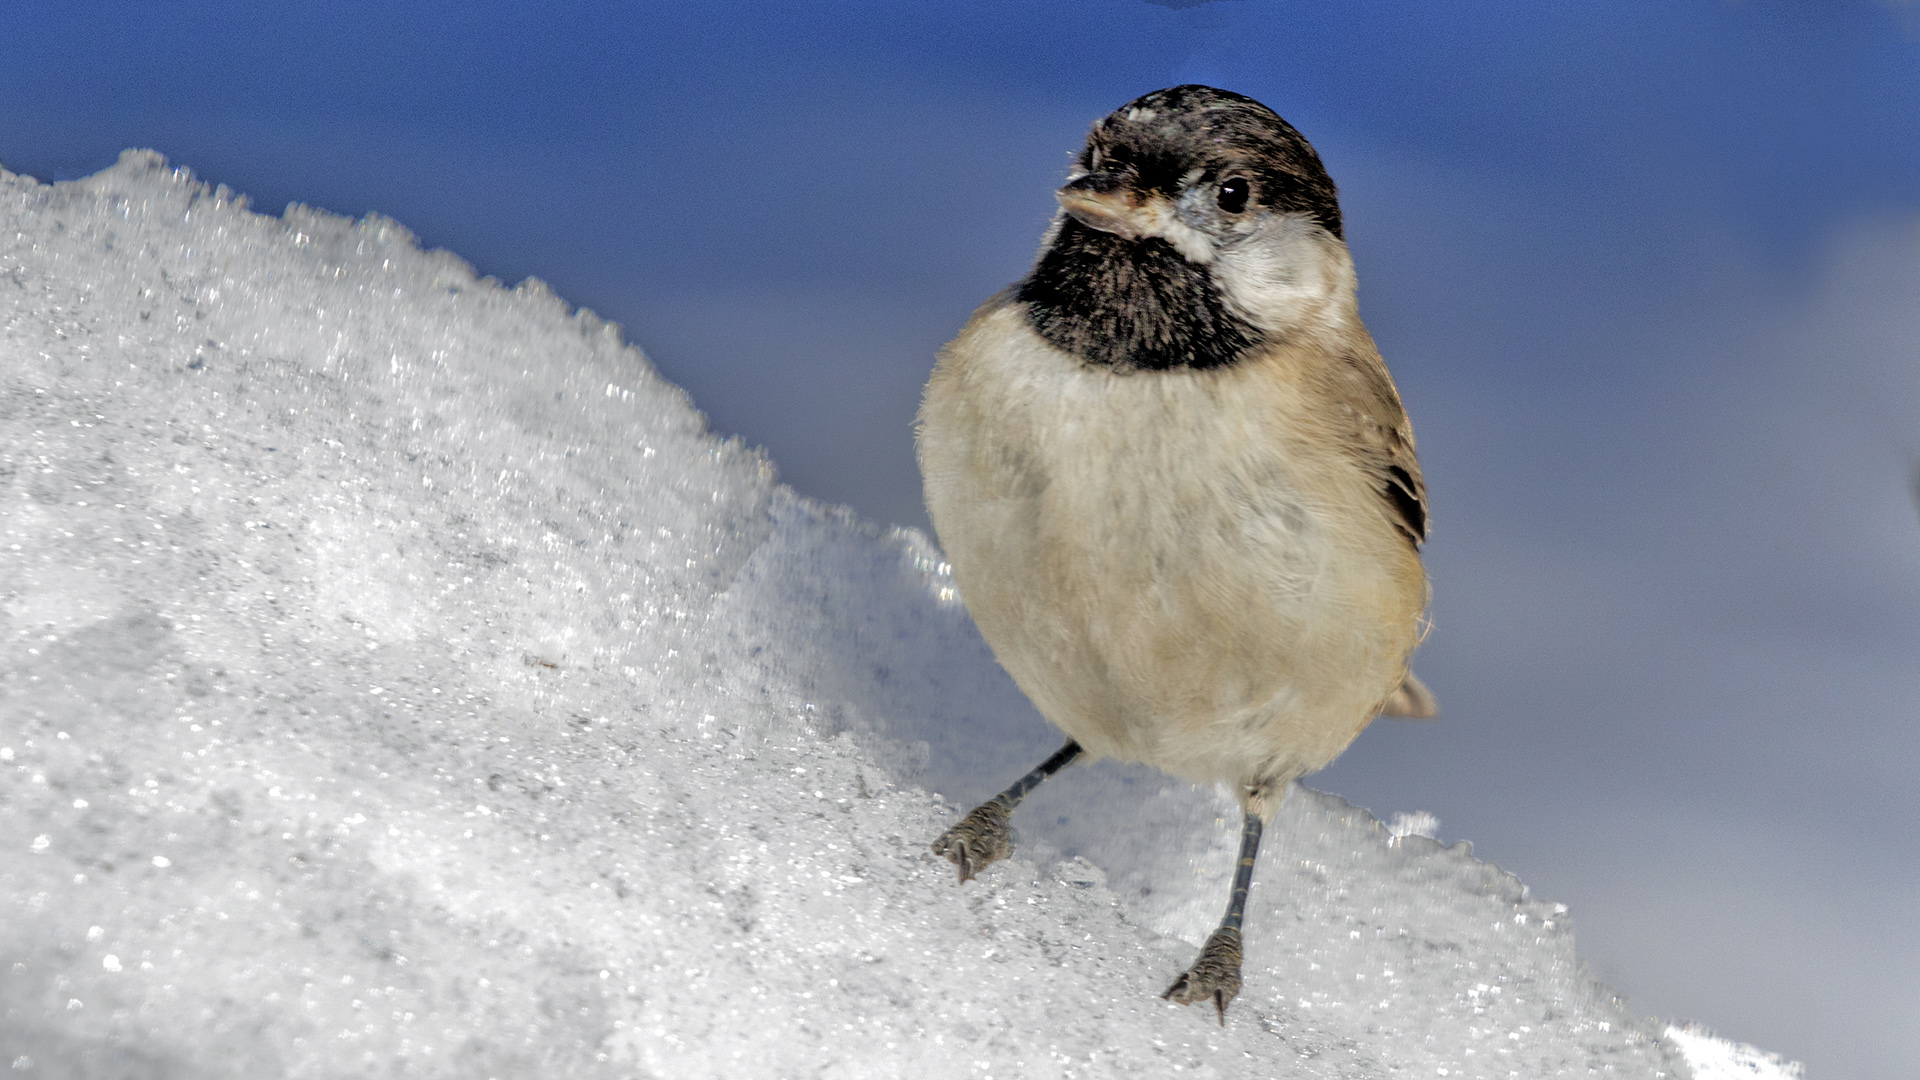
{"left": 917, "top": 84, "right": 1435, "bottom": 1024}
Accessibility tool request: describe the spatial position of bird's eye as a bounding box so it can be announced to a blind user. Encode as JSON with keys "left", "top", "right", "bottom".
{"left": 1216, "top": 177, "right": 1250, "bottom": 214}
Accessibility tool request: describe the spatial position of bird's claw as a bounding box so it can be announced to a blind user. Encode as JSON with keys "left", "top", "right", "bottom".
{"left": 931, "top": 800, "right": 1014, "bottom": 883}
{"left": 1163, "top": 926, "right": 1244, "bottom": 1026}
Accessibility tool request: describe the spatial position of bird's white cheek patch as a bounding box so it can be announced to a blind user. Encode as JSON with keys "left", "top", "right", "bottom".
{"left": 1211, "top": 221, "right": 1355, "bottom": 336}
{"left": 1135, "top": 198, "right": 1216, "bottom": 265}
{"left": 1156, "top": 215, "right": 1217, "bottom": 265}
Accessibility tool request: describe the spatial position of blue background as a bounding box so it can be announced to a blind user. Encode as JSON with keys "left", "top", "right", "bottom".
{"left": 6, "top": 3, "right": 1918, "bottom": 1075}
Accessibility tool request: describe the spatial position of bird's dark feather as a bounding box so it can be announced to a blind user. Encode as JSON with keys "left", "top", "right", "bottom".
{"left": 1017, "top": 221, "right": 1262, "bottom": 371}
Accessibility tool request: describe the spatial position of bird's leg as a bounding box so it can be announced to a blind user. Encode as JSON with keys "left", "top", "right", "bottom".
{"left": 1164, "top": 809, "right": 1264, "bottom": 1025}
{"left": 931, "top": 739, "right": 1082, "bottom": 883}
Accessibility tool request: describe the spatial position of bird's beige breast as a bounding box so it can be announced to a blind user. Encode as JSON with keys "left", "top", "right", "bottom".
{"left": 919, "top": 304, "right": 1425, "bottom": 793}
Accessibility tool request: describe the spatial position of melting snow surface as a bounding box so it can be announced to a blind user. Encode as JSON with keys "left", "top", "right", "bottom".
{"left": 0, "top": 150, "right": 1796, "bottom": 1078}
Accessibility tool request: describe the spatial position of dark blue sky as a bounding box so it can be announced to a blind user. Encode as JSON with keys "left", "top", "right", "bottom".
{"left": 6, "top": 3, "right": 1918, "bottom": 1075}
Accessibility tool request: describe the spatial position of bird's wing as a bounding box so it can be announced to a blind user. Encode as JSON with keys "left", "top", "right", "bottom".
{"left": 1326, "top": 340, "right": 1429, "bottom": 548}
{"left": 1328, "top": 341, "right": 1435, "bottom": 719}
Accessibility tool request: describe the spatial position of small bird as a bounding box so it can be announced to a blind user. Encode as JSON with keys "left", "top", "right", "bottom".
{"left": 918, "top": 85, "right": 1435, "bottom": 1023}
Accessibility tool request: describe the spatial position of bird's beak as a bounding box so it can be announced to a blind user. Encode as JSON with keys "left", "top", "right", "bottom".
{"left": 1056, "top": 173, "right": 1145, "bottom": 240}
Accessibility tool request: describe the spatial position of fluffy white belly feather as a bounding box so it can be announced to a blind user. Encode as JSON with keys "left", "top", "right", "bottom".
{"left": 919, "top": 303, "right": 1425, "bottom": 807}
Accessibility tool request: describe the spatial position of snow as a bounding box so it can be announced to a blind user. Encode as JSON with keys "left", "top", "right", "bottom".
{"left": 1665, "top": 1026, "right": 1804, "bottom": 1080}
{"left": 0, "top": 149, "right": 1795, "bottom": 1078}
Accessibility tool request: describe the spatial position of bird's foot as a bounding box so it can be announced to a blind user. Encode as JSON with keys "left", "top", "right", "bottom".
{"left": 1163, "top": 926, "right": 1244, "bottom": 1025}
{"left": 931, "top": 799, "right": 1014, "bottom": 883}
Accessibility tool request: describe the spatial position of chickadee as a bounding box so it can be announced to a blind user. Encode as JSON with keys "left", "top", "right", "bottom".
{"left": 918, "top": 85, "right": 1435, "bottom": 1023}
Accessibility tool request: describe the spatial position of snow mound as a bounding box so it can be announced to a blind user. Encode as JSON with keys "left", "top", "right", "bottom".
{"left": 1665, "top": 1025, "right": 1805, "bottom": 1080}
{"left": 0, "top": 149, "right": 1784, "bottom": 1077}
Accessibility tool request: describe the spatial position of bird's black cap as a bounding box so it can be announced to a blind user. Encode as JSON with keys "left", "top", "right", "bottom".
{"left": 1082, "top": 85, "right": 1342, "bottom": 240}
